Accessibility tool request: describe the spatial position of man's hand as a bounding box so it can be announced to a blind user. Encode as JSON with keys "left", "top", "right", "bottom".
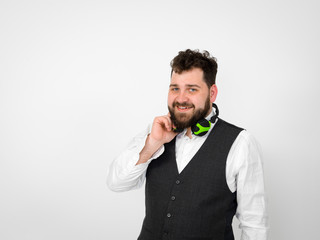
{"left": 136, "top": 114, "right": 177, "bottom": 165}
{"left": 149, "top": 114, "right": 177, "bottom": 145}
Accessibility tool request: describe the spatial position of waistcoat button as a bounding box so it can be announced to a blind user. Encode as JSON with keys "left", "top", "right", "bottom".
{"left": 167, "top": 213, "right": 172, "bottom": 218}
{"left": 175, "top": 180, "right": 180, "bottom": 184}
{"left": 171, "top": 196, "right": 176, "bottom": 201}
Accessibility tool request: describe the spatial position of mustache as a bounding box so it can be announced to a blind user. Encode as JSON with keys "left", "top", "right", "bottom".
{"left": 172, "top": 102, "right": 194, "bottom": 108}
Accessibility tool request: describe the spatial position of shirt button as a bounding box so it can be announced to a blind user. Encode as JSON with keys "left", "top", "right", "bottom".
{"left": 167, "top": 213, "right": 172, "bottom": 218}
{"left": 171, "top": 196, "right": 176, "bottom": 201}
{"left": 175, "top": 180, "right": 180, "bottom": 184}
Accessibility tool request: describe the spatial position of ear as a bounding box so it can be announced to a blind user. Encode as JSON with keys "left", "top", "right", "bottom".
{"left": 209, "top": 84, "right": 218, "bottom": 103}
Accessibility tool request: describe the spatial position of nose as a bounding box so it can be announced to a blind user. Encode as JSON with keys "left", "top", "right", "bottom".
{"left": 176, "top": 91, "right": 188, "bottom": 103}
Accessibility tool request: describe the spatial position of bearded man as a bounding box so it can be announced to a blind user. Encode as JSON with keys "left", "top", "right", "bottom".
{"left": 107, "top": 49, "right": 268, "bottom": 240}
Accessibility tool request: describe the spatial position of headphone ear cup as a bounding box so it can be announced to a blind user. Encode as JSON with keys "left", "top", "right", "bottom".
{"left": 191, "top": 103, "right": 219, "bottom": 136}
{"left": 191, "top": 119, "right": 211, "bottom": 136}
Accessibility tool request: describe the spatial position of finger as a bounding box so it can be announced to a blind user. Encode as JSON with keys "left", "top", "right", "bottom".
{"left": 166, "top": 113, "right": 174, "bottom": 127}
{"left": 166, "top": 114, "right": 177, "bottom": 130}
{"left": 163, "top": 115, "right": 173, "bottom": 131}
{"left": 154, "top": 116, "right": 171, "bottom": 131}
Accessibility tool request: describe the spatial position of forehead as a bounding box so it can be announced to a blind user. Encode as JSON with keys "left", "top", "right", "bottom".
{"left": 170, "top": 68, "right": 205, "bottom": 86}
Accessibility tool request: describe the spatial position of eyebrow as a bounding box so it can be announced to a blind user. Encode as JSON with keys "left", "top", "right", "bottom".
{"left": 169, "top": 84, "right": 201, "bottom": 88}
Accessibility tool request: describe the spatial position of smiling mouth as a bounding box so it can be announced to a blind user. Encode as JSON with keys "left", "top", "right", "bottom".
{"left": 176, "top": 106, "right": 193, "bottom": 112}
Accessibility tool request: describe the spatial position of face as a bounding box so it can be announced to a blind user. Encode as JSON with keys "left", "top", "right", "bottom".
{"left": 168, "top": 68, "right": 218, "bottom": 130}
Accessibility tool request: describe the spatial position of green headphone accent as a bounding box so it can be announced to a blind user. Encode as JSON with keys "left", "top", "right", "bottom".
{"left": 193, "top": 121, "right": 212, "bottom": 136}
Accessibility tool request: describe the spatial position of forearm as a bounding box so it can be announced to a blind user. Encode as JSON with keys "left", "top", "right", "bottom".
{"left": 239, "top": 225, "right": 269, "bottom": 240}
{"left": 108, "top": 114, "right": 176, "bottom": 191}
{"left": 237, "top": 158, "right": 269, "bottom": 240}
{"left": 237, "top": 188, "right": 269, "bottom": 240}
{"left": 136, "top": 135, "right": 163, "bottom": 165}
{"left": 107, "top": 127, "right": 164, "bottom": 192}
{"left": 107, "top": 151, "right": 149, "bottom": 192}
{"left": 230, "top": 131, "right": 269, "bottom": 239}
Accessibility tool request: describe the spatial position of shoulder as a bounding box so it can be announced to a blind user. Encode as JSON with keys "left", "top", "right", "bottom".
{"left": 217, "top": 118, "right": 244, "bottom": 132}
{"left": 217, "top": 118, "right": 260, "bottom": 146}
{"left": 217, "top": 118, "right": 263, "bottom": 165}
{"left": 215, "top": 118, "right": 245, "bottom": 142}
{"left": 229, "top": 129, "right": 263, "bottom": 170}
{"left": 235, "top": 130, "right": 261, "bottom": 152}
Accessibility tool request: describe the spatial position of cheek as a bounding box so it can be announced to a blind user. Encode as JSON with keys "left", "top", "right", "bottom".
{"left": 193, "top": 96, "right": 206, "bottom": 109}
{"left": 167, "top": 93, "right": 174, "bottom": 105}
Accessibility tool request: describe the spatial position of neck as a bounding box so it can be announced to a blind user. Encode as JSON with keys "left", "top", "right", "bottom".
{"left": 205, "top": 108, "right": 213, "bottom": 119}
{"left": 186, "top": 127, "right": 193, "bottom": 139}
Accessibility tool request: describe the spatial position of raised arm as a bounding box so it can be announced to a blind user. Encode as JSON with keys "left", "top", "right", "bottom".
{"left": 107, "top": 114, "right": 177, "bottom": 192}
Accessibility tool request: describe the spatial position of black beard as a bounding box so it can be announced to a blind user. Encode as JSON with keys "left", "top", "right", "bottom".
{"left": 168, "top": 97, "right": 211, "bottom": 130}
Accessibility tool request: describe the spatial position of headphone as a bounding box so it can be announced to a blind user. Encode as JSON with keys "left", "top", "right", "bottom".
{"left": 174, "top": 103, "right": 219, "bottom": 136}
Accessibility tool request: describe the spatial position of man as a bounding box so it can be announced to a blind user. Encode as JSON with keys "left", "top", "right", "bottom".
{"left": 107, "top": 49, "right": 268, "bottom": 240}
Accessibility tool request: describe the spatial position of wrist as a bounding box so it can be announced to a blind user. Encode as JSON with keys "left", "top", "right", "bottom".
{"left": 136, "top": 135, "right": 163, "bottom": 165}
{"left": 146, "top": 135, "right": 163, "bottom": 150}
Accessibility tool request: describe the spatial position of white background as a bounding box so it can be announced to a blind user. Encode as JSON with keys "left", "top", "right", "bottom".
{"left": 1, "top": 0, "right": 319, "bottom": 239}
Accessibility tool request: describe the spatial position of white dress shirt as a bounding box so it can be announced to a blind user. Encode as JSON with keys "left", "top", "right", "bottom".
{"left": 107, "top": 110, "right": 269, "bottom": 240}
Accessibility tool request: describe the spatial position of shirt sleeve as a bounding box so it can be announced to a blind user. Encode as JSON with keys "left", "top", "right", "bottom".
{"left": 107, "top": 125, "right": 165, "bottom": 192}
{"left": 228, "top": 130, "right": 269, "bottom": 240}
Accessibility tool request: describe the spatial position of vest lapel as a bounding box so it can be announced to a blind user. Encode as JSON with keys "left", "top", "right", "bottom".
{"left": 178, "top": 119, "right": 222, "bottom": 177}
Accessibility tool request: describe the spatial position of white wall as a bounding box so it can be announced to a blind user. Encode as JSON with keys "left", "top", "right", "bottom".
{"left": 1, "top": 1, "right": 319, "bottom": 239}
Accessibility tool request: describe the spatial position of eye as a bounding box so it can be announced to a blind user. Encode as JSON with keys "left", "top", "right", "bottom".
{"left": 189, "top": 88, "right": 197, "bottom": 92}
{"left": 171, "top": 87, "right": 179, "bottom": 92}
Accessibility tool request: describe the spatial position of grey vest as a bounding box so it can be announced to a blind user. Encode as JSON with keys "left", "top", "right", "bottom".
{"left": 138, "top": 119, "right": 243, "bottom": 240}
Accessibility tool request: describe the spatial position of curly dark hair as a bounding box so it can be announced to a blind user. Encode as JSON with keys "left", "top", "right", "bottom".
{"left": 170, "top": 49, "right": 218, "bottom": 88}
